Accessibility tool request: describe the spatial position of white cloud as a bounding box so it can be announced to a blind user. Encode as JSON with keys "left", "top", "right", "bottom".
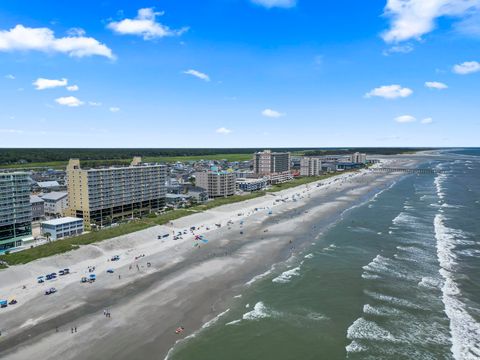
{"left": 395, "top": 115, "right": 416, "bottom": 123}
{"left": 5, "top": 74, "right": 15, "bottom": 79}
{"left": 383, "top": 44, "right": 414, "bottom": 55}
{"left": 365, "top": 84, "right": 413, "bottom": 99}
{"left": 453, "top": 61, "right": 480, "bottom": 74}
{"left": 421, "top": 117, "right": 433, "bottom": 124}
{"left": 55, "top": 96, "right": 84, "bottom": 107}
{"left": 183, "top": 69, "right": 210, "bottom": 82}
{"left": 88, "top": 101, "right": 102, "bottom": 106}
{"left": 0, "top": 128, "right": 23, "bottom": 133}
{"left": 109, "top": 107, "right": 120, "bottom": 112}
{"left": 67, "top": 28, "right": 86, "bottom": 37}
{"left": 382, "top": 0, "right": 480, "bottom": 43}
{"left": 0, "top": 25, "right": 114, "bottom": 59}
{"left": 66, "top": 84, "right": 79, "bottom": 91}
{"left": 33, "top": 77, "right": 67, "bottom": 90}
{"left": 251, "top": 0, "right": 296, "bottom": 8}
{"left": 108, "top": 8, "right": 188, "bottom": 40}
{"left": 425, "top": 81, "right": 448, "bottom": 89}
{"left": 262, "top": 108, "right": 285, "bottom": 118}
{"left": 216, "top": 127, "right": 232, "bottom": 134}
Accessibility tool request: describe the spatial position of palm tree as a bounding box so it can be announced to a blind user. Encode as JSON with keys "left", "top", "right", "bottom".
{"left": 44, "top": 232, "right": 52, "bottom": 243}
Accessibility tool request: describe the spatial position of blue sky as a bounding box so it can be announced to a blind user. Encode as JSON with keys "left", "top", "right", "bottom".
{"left": 0, "top": 0, "right": 479, "bottom": 148}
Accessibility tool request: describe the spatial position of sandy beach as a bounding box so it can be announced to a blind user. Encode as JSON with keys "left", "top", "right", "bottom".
{"left": 0, "top": 157, "right": 419, "bottom": 360}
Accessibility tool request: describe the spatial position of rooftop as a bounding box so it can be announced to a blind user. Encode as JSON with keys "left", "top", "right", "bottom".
{"left": 41, "top": 217, "right": 83, "bottom": 226}
{"left": 40, "top": 191, "right": 68, "bottom": 201}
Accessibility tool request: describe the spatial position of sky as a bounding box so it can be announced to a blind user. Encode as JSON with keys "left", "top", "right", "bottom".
{"left": 0, "top": 0, "right": 479, "bottom": 148}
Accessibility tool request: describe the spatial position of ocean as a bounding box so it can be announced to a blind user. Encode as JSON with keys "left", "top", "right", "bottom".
{"left": 167, "top": 150, "right": 480, "bottom": 360}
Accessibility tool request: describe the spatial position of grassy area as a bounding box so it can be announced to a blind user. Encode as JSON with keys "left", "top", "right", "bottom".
{"left": 267, "top": 173, "right": 340, "bottom": 192}
{"left": 0, "top": 154, "right": 252, "bottom": 170}
{"left": 191, "top": 192, "right": 266, "bottom": 211}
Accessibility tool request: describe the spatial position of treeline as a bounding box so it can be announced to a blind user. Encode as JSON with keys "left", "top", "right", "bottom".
{"left": 303, "top": 148, "right": 434, "bottom": 156}
{"left": 0, "top": 148, "right": 434, "bottom": 165}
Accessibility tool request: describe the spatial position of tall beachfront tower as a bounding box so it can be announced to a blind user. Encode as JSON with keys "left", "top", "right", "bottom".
{"left": 66, "top": 157, "right": 167, "bottom": 228}
{"left": 0, "top": 172, "right": 32, "bottom": 251}
{"left": 253, "top": 150, "right": 291, "bottom": 175}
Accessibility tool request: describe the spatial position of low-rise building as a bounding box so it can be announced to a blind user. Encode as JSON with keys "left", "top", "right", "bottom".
{"left": 266, "top": 171, "right": 293, "bottom": 185}
{"left": 300, "top": 157, "right": 322, "bottom": 176}
{"left": 195, "top": 171, "right": 236, "bottom": 198}
{"left": 30, "top": 195, "right": 45, "bottom": 221}
{"left": 41, "top": 191, "right": 68, "bottom": 216}
{"left": 236, "top": 178, "right": 267, "bottom": 192}
{"left": 183, "top": 185, "right": 209, "bottom": 203}
{"left": 40, "top": 217, "right": 84, "bottom": 241}
{"left": 165, "top": 193, "right": 192, "bottom": 207}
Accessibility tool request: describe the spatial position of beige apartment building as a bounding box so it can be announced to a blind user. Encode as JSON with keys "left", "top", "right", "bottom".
{"left": 350, "top": 152, "right": 367, "bottom": 164}
{"left": 195, "top": 171, "right": 236, "bottom": 198}
{"left": 300, "top": 157, "right": 322, "bottom": 176}
{"left": 253, "top": 150, "right": 291, "bottom": 175}
{"left": 66, "top": 157, "right": 166, "bottom": 228}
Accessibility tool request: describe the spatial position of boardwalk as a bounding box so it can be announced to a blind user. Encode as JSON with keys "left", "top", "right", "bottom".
{"left": 369, "top": 167, "right": 446, "bottom": 174}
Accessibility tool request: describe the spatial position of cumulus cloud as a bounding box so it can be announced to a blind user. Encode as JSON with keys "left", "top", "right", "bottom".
{"left": 251, "top": 0, "right": 297, "bottom": 8}
{"left": 453, "top": 61, "right": 480, "bottom": 74}
{"left": 383, "top": 44, "right": 414, "bottom": 56}
{"left": 421, "top": 117, "right": 433, "bottom": 124}
{"left": 109, "top": 107, "right": 120, "bottom": 112}
{"left": 0, "top": 25, "right": 114, "bottom": 59}
{"left": 183, "top": 69, "right": 210, "bottom": 82}
{"left": 66, "top": 85, "right": 79, "bottom": 91}
{"left": 425, "top": 81, "right": 448, "bottom": 89}
{"left": 88, "top": 101, "right": 102, "bottom": 106}
{"left": 262, "top": 108, "right": 285, "bottom": 118}
{"left": 395, "top": 115, "right": 416, "bottom": 123}
{"left": 382, "top": 0, "right": 480, "bottom": 43}
{"left": 5, "top": 74, "right": 15, "bottom": 79}
{"left": 365, "top": 84, "right": 413, "bottom": 99}
{"left": 108, "top": 8, "right": 188, "bottom": 40}
{"left": 216, "top": 127, "right": 232, "bottom": 134}
{"left": 33, "top": 77, "right": 67, "bottom": 90}
{"left": 55, "top": 96, "right": 84, "bottom": 107}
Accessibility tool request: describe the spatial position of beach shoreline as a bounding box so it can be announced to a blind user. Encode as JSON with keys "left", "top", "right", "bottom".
{"left": 0, "top": 156, "right": 421, "bottom": 360}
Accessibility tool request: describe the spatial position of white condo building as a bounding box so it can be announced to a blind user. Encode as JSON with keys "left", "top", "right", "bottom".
{"left": 300, "top": 157, "right": 322, "bottom": 176}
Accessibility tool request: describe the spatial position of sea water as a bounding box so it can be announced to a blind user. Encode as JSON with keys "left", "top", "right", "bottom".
{"left": 168, "top": 150, "right": 480, "bottom": 360}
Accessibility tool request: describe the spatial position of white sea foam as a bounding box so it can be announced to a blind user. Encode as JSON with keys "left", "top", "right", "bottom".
{"left": 242, "top": 302, "right": 273, "bottom": 320}
{"left": 363, "top": 304, "right": 403, "bottom": 316}
{"left": 418, "top": 276, "right": 443, "bottom": 290}
{"left": 304, "top": 253, "right": 314, "bottom": 259}
{"left": 434, "top": 213, "right": 480, "bottom": 360}
{"left": 347, "top": 317, "right": 398, "bottom": 342}
{"left": 364, "top": 290, "right": 424, "bottom": 310}
{"left": 392, "top": 212, "right": 416, "bottom": 226}
{"left": 202, "top": 309, "right": 230, "bottom": 329}
{"left": 272, "top": 266, "right": 301, "bottom": 284}
{"left": 245, "top": 266, "right": 274, "bottom": 286}
{"left": 225, "top": 319, "right": 242, "bottom": 326}
{"left": 361, "top": 273, "right": 381, "bottom": 280}
{"left": 345, "top": 340, "right": 368, "bottom": 353}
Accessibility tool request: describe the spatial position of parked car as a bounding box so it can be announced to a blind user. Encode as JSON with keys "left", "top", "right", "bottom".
{"left": 45, "top": 288, "right": 56, "bottom": 295}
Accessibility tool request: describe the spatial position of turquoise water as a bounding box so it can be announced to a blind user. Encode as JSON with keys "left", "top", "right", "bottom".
{"left": 169, "top": 153, "right": 480, "bottom": 360}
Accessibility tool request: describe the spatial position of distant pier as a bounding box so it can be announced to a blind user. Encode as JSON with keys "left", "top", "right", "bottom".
{"left": 369, "top": 168, "right": 446, "bottom": 174}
